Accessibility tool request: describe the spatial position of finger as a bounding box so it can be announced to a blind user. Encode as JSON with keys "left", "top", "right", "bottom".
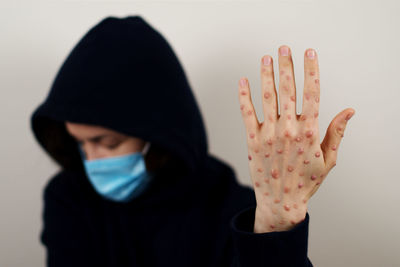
{"left": 300, "top": 48, "right": 320, "bottom": 123}
{"left": 260, "top": 55, "right": 278, "bottom": 126}
{"left": 238, "top": 77, "right": 260, "bottom": 137}
{"left": 277, "top": 45, "right": 297, "bottom": 121}
{"left": 320, "top": 108, "right": 355, "bottom": 171}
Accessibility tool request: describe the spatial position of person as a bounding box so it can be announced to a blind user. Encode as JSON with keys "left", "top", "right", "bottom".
{"left": 30, "top": 15, "right": 354, "bottom": 267}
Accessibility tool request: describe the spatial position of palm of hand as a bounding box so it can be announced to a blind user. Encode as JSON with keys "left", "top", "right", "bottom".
{"left": 238, "top": 45, "right": 355, "bottom": 232}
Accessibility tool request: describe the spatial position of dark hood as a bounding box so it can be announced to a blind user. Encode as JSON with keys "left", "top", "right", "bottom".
{"left": 30, "top": 15, "right": 209, "bottom": 177}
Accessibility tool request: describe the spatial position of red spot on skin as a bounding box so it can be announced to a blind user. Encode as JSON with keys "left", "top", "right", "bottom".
{"left": 345, "top": 113, "right": 353, "bottom": 121}
{"left": 257, "top": 168, "right": 263, "bottom": 173}
{"left": 240, "top": 104, "right": 245, "bottom": 110}
{"left": 271, "top": 169, "right": 279, "bottom": 179}
{"left": 300, "top": 114, "right": 307, "bottom": 121}
{"left": 264, "top": 178, "right": 270, "bottom": 184}
{"left": 303, "top": 199, "right": 307, "bottom": 203}
{"left": 316, "top": 182, "right": 321, "bottom": 185}
{"left": 247, "top": 110, "right": 252, "bottom": 115}
{"left": 263, "top": 191, "right": 269, "bottom": 196}
{"left": 284, "top": 204, "right": 290, "bottom": 211}
{"left": 315, "top": 151, "right": 320, "bottom": 157}
{"left": 255, "top": 181, "right": 261, "bottom": 187}
{"left": 267, "top": 139, "right": 273, "bottom": 145}
{"left": 332, "top": 145, "right": 337, "bottom": 151}
{"left": 315, "top": 96, "right": 320, "bottom": 103}
{"left": 280, "top": 70, "right": 285, "bottom": 75}
{"left": 311, "top": 174, "right": 317, "bottom": 180}
{"left": 320, "top": 174, "right": 324, "bottom": 178}
{"left": 315, "top": 79, "right": 319, "bottom": 84}
{"left": 249, "top": 133, "right": 255, "bottom": 139}
{"left": 277, "top": 149, "right": 283, "bottom": 154}
{"left": 305, "top": 130, "right": 313, "bottom": 138}
{"left": 255, "top": 149, "right": 259, "bottom": 153}
{"left": 264, "top": 153, "right": 270, "bottom": 158}
{"left": 268, "top": 115, "right": 274, "bottom": 123}
{"left": 298, "top": 183, "right": 304, "bottom": 188}
{"left": 290, "top": 95, "right": 296, "bottom": 102}
{"left": 241, "top": 90, "right": 247, "bottom": 95}
{"left": 297, "top": 147, "right": 304, "bottom": 155}
{"left": 310, "top": 71, "right": 315, "bottom": 76}
{"left": 270, "top": 224, "right": 275, "bottom": 229}
{"left": 287, "top": 114, "right": 291, "bottom": 120}
{"left": 290, "top": 220, "right": 296, "bottom": 225}
{"left": 286, "top": 75, "right": 291, "bottom": 81}
{"left": 314, "top": 112, "right": 319, "bottom": 118}
{"left": 293, "top": 203, "right": 298, "bottom": 209}
{"left": 287, "top": 165, "right": 294, "bottom": 172}
{"left": 284, "top": 130, "right": 291, "bottom": 137}
{"left": 304, "top": 159, "right": 310, "bottom": 164}
{"left": 295, "top": 136, "right": 302, "bottom": 142}
{"left": 283, "top": 85, "right": 289, "bottom": 92}
{"left": 284, "top": 186, "right": 290, "bottom": 193}
{"left": 274, "top": 198, "right": 280, "bottom": 204}
{"left": 248, "top": 155, "right": 252, "bottom": 160}
{"left": 305, "top": 93, "right": 310, "bottom": 100}
{"left": 299, "top": 172, "right": 305, "bottom": 177}
{"left": 284, "top": 103, "right": 289, "bottom": 110}
{"left": 261, "top": 67, "right": 266, "bottom": 73}
{"left": 264, "top": 92, "right": 271, "bottom": 99}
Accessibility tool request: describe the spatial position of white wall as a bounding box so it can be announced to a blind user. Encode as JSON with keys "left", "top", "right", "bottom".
{"left": 1, "top": 0, "right": 399, "bottom": 266}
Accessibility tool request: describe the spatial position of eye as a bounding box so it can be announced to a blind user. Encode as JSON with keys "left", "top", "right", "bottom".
{"left": 106, "top": 142, "right": 120, "bottom": 150}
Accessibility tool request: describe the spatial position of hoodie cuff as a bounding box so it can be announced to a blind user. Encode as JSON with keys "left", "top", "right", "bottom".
{"left": 230, "top": 206, "right": 311, "bottom": 267}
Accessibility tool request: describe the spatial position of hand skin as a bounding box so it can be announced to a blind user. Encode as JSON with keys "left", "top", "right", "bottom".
{"left": 238, "top": 45, "right": 355, "bottom": 233}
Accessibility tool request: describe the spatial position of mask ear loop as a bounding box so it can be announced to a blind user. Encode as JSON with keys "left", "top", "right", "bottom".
{"left": 142, "top": 141, "right": 151, "bottom": 156}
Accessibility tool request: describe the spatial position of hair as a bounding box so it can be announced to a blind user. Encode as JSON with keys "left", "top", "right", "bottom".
{"left": 37, "top": 118, "right": 185, "bottom": 175}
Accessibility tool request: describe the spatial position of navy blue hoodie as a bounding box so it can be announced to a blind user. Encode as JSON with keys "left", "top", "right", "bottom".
{"left": 30, "top": 15, "right": 313, "bottom": 267}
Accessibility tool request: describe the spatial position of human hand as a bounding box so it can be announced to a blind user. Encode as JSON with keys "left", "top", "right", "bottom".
{"left": 238, "top": 45, "right": 355, "bottom": 233}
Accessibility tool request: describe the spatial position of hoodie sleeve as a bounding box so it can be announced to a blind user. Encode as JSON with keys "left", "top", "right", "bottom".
{"left": 40, "top": 172, "right": 104, "bottom": 267}
{"left": 229, "top": 206, "right": 313, "bottom": 267}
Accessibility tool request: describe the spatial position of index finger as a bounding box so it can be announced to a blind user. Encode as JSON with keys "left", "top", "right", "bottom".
{"left": 300, "top": 48, "right": 320, "bottom": 123}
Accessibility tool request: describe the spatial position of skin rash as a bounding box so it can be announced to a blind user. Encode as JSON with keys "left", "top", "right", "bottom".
{"left": 238, "top": 45, "right": 355, "bottom": 233}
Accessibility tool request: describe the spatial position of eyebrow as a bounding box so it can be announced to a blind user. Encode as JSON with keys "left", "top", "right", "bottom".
{"left": 72, "top": 134, "right": 113, "bottom": 143}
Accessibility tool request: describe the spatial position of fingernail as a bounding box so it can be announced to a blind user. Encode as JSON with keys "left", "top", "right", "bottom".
{"left": 280, "top": 46, "right": 289, "bottom": 56}
{"left": 307, "top": 49, "right": 315, "bottom": 59}
{"left": 240, "top": 78, "right": 247, "bottom": 87}
{"left": 262, "top": 56, "right": 271, "bottom": 65}
{"left": 345, "top": 112, "right": 354, "bottom": 121}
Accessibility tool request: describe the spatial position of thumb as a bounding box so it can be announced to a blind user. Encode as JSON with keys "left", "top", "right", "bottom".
{"left": 321, "top": 108, "right": 355, "bottom": 171}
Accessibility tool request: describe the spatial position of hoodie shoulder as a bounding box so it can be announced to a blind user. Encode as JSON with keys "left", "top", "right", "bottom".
{"left": 205, "top": 154, "right": 256, "bottom": 210}
{"left": 43, "top": 169, "right": 94, "bottom": 205}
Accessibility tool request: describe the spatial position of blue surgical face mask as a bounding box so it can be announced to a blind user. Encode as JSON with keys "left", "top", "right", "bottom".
{"left": 77, "top": 142, "right": 154, "bottom": 202}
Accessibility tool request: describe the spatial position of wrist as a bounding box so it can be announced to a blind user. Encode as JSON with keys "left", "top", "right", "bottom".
{"left": 253, "top": 205, "right": 307, "bottom": 233}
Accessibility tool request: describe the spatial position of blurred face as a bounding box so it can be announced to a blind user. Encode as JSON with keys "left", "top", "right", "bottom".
{"left": 65, "top": 121, "right": 145, "bottom": 161}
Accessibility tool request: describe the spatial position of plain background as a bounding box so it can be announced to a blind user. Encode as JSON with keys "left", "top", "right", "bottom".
{"left": 1, "top": 0, "right": 399, "bottom": 266}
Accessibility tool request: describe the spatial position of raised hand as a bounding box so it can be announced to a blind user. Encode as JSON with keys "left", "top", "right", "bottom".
{"left": 238, "top": 45, "right": 355, "bottom": 233}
